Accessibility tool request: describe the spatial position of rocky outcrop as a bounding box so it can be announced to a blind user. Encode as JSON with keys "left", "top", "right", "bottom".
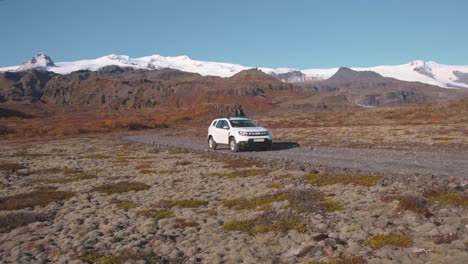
{"left": 328, "top": 67, "right": 384, "bottom": 82}
{"left": 208, "top": 104, "right": 245, "bottom": 117}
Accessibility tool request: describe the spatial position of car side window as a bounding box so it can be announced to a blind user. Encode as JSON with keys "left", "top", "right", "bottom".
{"left": 216, "top": 120, "right": 224, "bottom": 128}
{"left": 212, "top": 121, "right": 217, "bottom": 127}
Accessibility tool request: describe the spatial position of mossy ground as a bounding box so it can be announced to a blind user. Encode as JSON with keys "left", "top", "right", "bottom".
{"left": 429, "top": 191, "right": 468, "bottom": 206}
{"left": 109, "top": 199, "right": 140, "bottom": 210}
{"left": 367, "top": 233, "right": 413, "bottom": 249}
{"left": 0, "top": 212, "right": 51, "bottom": 233}
{"left": 223, "top": 212, "right": 305, "bottom": 235}
{"left": 307, "top": 255, "right": 366, "bottom": 264}
{"left": 0, "top": 189, "right": 74, "bottom": 210}
{"left": 35, "top": 173, "right": 96, "bottom": 184}
{"left": 156, "top": 199, "right": 208, "bottom": 208}
{"left": 136, "top": 209, "right": 175, "bottom": 219}
{"left": 223, "top": 189, "right": 343, "bottom": 213}
{"left": 0, "top": 162, "right": 24, "bottom": 172}
{"left": 210, "top": 169, "right": 273, "bottom": 178}
{"left": 80, "top": 154, "right": 112, "bottom": 159}
{"left": 91, "top": 181, "right": 150, "bottom": 195}
{"left": 305, "top": 173, "right": 380, "bottom": 186}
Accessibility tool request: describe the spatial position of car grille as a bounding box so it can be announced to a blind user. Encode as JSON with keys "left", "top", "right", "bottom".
{"left": 247, "top": 131, "right": 268, "bottom": 136}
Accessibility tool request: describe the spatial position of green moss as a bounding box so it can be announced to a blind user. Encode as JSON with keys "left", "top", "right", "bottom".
{"left": 81, "top": 154, "right": 111, "bottom": 159}
{"left": 368, "top": 233, "right": 413, "bottom": 249}
{"left": 91, "top": 181, "right": 150, "bottom": 195}
{"left": 305, "top": 172, "right": 380, "bottom": 186}
{"left": 223, "top": 213, "right": 305, "bottom": 235}
{"left": 429, "top": 191, "right": 468, "bottom": 206}
{"left": 136, "top": 209, "right": 175, "bottom": 219}
{"left": 210, "top": 169, "right": 272, "bottom": 178}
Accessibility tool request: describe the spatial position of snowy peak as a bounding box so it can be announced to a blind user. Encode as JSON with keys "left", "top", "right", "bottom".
{"left": 16, "top": 52, "right": 55, "bottom": 71}
{"left": 1, "top": 53, "right": 468, "bottom": 89}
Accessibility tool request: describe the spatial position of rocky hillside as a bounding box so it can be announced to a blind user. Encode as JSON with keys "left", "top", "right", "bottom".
{"left": 0, "top": 67, "right": 299, "bottom": 114}
{"left": 1, "top": 66, "right": 467, "bottom": 116}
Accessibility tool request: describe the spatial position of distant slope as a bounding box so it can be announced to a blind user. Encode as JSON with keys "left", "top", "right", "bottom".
{"left": 2, "top": 53, "right": 468, "bottom": 88}
{"left": 301, "top": 68, "right": 468, "bottom": 107}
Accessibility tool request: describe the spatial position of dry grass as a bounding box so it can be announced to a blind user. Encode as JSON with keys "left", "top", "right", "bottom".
{"left": 0, "top": 212, "right": 51, "bottom": 233}
{"left": 91, "top": 181, "right": 150, "bottom": 195}
{"left": 0, "top": 190, "right": 74, "bottom": 210}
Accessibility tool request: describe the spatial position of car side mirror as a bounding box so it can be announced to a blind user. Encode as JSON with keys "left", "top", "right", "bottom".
{"left": 222, "top": 125, "right": 229, "bottom": 130}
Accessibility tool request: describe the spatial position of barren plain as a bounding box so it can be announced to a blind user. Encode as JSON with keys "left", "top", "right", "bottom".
{"left": 1, "top": 135, "right": 467, "bottom": 263}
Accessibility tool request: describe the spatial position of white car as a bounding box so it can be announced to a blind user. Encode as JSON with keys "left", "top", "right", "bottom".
{"left": 207, "top": 117, "right": 273, "bottom": 152}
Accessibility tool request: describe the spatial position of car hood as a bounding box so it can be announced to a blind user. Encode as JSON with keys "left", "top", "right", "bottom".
{"left": 232, "top": 127, "right": 268, "bottom": 132}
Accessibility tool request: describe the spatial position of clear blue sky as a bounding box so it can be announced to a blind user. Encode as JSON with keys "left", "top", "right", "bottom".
{"left": 0, "top": 0, "right": 466, "bottom": 68}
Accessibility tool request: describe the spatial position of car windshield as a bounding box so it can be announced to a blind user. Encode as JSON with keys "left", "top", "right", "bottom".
{"left": 229, "top": 119, "right": 257, "bottom": 128}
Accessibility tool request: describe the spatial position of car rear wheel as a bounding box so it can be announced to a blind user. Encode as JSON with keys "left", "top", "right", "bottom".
{"left": 208, "top": 136, "right": 217, "bottom": 150}
{"left": 229, "top": 137, "right": 239, "bottom": 152}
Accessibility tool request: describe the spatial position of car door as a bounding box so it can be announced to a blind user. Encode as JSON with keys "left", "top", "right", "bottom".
{"left": 214, "top": 120, "right": 230, "bottom": 144}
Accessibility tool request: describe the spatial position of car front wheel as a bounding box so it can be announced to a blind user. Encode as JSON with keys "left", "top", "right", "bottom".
{"left": 208, "top": 137, "right": 217, "bottom": 150}
{"left": 229, "top": 137, "right": 239, "bottom": 152}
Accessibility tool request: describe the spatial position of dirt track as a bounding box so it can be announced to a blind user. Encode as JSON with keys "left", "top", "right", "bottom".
{"left": 126, "top": 134, "right": 468, "bottom": 178}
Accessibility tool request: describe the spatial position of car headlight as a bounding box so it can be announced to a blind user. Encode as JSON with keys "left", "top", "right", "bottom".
{"left": 238, "top": 131, "right": 248, "bottom": 136}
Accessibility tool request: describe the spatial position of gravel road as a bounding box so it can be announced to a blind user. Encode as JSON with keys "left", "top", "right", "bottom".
{"left": 126, "top": 134, "right": 468, "bottom": 178}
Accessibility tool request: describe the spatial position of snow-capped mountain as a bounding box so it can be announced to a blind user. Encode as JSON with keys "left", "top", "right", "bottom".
{"left": 16, "top": 52, "right": 56, "bottom": 71}
{"left": 1, "top": 53, "right": 468, "bottom": 89}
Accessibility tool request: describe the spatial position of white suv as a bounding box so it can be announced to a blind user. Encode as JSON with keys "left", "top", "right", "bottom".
{"left": 207, "top": 117, "right": 273, "bottom": 152}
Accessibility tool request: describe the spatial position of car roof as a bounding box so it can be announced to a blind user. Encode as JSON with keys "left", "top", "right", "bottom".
{"left": 214, "top": 117, "right": 250, "bottom": 121}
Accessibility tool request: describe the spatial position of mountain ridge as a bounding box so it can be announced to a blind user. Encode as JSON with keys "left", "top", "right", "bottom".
{"left": 1, "top": 53, "right": 468, "bottom": 89}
